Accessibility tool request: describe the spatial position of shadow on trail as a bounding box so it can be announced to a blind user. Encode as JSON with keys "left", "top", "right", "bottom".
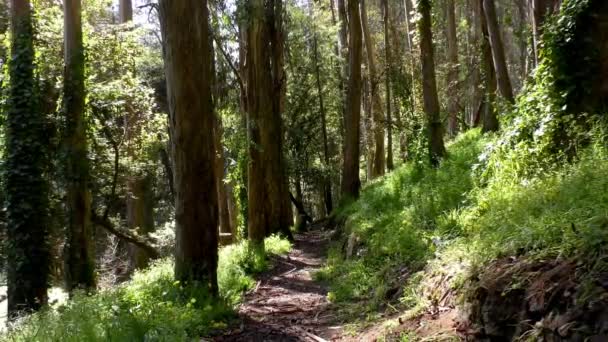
{"left": 213, "top": 230, "right": 342, "bottom": 342}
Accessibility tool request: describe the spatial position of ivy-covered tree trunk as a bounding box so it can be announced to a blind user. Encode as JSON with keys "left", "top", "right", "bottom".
{"left": 341, "top": 0, "right": 363, "bottom": 199}
{"left": 159, "top": 0, "right": 218, "bottom": 292}
{"left": 6, "top": 0, "right": 50, "bottom": 319}
{"left": 247, "top": 0, "right": 293, "bottom": 245}
{"left": 64, "top": 0, "right": 96, "bottom": 292}
{"left": 360, "top": 0, "right": 385, "bottom": 179}
{"left": 417, "top": 0, "right": 446, "bottom": 166}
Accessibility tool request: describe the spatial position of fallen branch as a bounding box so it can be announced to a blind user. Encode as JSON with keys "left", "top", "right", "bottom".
{"left": 91, "top": 211, "right": 160, "bottom": 259}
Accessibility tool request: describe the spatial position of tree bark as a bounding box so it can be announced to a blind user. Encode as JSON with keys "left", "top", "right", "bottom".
{"left": 341, "top": 0, "right": 363, "bottom": 199}
{"left": 247, "top": 0, "right": 293, "bottom": 244}
{"left": 214, "top": 115, "right": 233, "bottom": 245}
{"left": 360, "top": 0, "right": 385, "bottom": 178}
{"left": 480, "top": 0, "right": 499, "bottom": 132}
{"left": 383, "top": 0, "right": 394, "bottom": 170}
{"left": 127, "top": 176, "right": 155, "bottom": 270}
{"left": 119, "top": 0, "right": 132, "bottom": 23}
{"left": 64, "top": 0, "right": 96, "bottom": 292}
{"left": 446, "top": 0, "right": 460, "bottom": 136}
{"left": 417, "top": 0, "right": 446, "bottom": 166}
{"left": 483, "top": 0, "right": 514, "bottom": 103}
{"left": 6, "top": 0, "right": 50, "bottom": 319}
{"left": 159, "top": 0, "right": 218, "bottom": 293}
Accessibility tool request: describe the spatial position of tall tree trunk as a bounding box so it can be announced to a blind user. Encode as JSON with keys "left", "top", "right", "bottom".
{"left": 383, "top": 0, "right": 394, "bottom": 170}
{"left": 6, "top": 0, "right": 50, "bottom": 319}
{"left": 331, "top": 0, "right": 347, "bottom": 139}
{"left": 64, "top": 0, "right": 96, "bottom": 292}
{"left": 362, "top": 75, "right": 374, "bottom": 181}
{"left": 312, "top": 25, "right": 334, "bottom": 215}
{"left": 119, "top": 0, "right": 132, "bottom": 23}
{"left": 360, "top": 0, "right": 385, "bottom": 178}
{"left": 247, "top": 0, "right": 293, "bottom": 244}
{"left": 341, "top": 0, "right": 363, "bottom": 199}
{"left": 417, "top": 0, "right": 446, "bottom": 166}
{"left": 483, "top": 0, "right": 514, "bottom": 103}
{"left": 480, "top": 0, "right": 499, "bottom": 132}
{"left": 446, "top": 0, "right": 460, "bottom": 136}
{"left": 530, "top": 0, "right": 561, "bottom": 66}
{"left": 159, "top": 0, "right": 218, "bottom": 292}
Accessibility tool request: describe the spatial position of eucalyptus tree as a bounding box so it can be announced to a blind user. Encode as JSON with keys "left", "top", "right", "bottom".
{"left": 417, "top": 0, "right": 446, "bottom": 166}
{"left": 341, "top": 0, "right": 363, "bottom": 199}
{"left": 64, "top": 0, "right": 96, "bottom": 291}
{"left": 159, "top": 0, "right": 219, "bottom": 291}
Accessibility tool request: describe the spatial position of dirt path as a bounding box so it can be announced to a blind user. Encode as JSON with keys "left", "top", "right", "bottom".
{"left": 214, "top": 230, "right": 342, "bottom": 341}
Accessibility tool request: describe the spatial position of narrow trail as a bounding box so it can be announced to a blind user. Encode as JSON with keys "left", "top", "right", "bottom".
{"left": 214, "top": 229, "right": 343, "bottom": 341}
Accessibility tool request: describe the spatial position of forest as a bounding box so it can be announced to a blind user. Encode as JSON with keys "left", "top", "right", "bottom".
{"left": 0, "top": 0, "right": 607, "bottom": 340}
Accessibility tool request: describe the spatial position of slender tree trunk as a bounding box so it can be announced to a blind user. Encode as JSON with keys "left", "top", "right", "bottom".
{"left": 362, "top": 75, "right": 374, "bottom": 180}
{"left": 417, "top": 0, "right": 446, "bottom": 166}
{"left": 341, "top": 0, "right": 363, "bottom": 199}
{"left": 446, "top": 0, "right": 460, "bottom": 136}
{"left": 331, "top": 0, "right": 347, "bottom": 139}
{"left": 127, "top": 176, "right": 155, "bottom": 269}
{"left": 312, "top": 26, "right": 334, "bottom": 215}
{"left": 6, "top": 0, "right": 50, "bottom": 318}
{"left": 214, "top": 116, "right": 233, "bottom": 245}
{"left": 64, "top": 0, "right": 96, "bottom": 292}
{"left": 119, "top": 0, "right": 132, "bottom": 23}
{"left": 360, "top": 0, "right": 385, "bottom": 178}
{"left": 480, "top": 0, "right": 499, "bottom": 132}
{"left": 159, "top": 0, "right": 218, "bottom": 292}
{"left": 247, "top": 0, "right": 293, "bottom": 244}
{"left": 383, "top": 0, "right": 394, "bottom": 170}
{"left": 483, "top": 0, "right": 514, "bottom": 103}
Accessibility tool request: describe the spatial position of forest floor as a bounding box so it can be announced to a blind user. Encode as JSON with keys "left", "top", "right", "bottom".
{"left": 212, "top": 229, "right": 345, "bottom": 342}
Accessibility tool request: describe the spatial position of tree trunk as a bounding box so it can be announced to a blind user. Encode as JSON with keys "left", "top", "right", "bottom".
{"left": 119, "top": 0, "right": 132, "bottom": 23}
{"left": 446, "top": 0, "right": 460, "bottom": 136}
{"left": 159, "top": 0, "right": 218, "bottom": 293}
{"left": 247, "top": 0, "right": 293, "bottom": 244}
{"left": 312, "top": 25, "right": 334, "bottom": 215}
{"left": 483, "top": 0, "right": 514, "bottom": 103}
{"left": 6, "top": 0, "right": 50, "bottom": 319}
{"left": 331, "top": 0, "right": 347, "bottom": 140}
{"left": 64, "top": 0, "right": 96, "bottom": 292}
{"left": 362, "top": 75, "right": 374, "bottom": 181}
{"left": 383, "top": 0, "right": 394, "bottom": 170}
{"left": 360, "top": 0, "right": 385, "bottom": 178}
{"left": 341, "top": 0, "right": 363, "bottom": 199}
{"left": 214, "top": 116, "right": 233, "bottom": 245}
{"left": 127, "top": 176, "right": 155, "bottom": 270}
{"left": 417, "top": 0, "right": 446, "bottom": 166}
{"left": 530, "top": 0, "right": 560, "bottom": 66}
{"left": 480, "top": 0, "right": 499, "bottom": 132}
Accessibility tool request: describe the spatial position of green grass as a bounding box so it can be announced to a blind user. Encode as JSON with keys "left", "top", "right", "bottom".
{"left": 3, "top": 235, "right": 291, "bottom": 342}
{"left": 321, "top": 125, "right": 608, "bottom": 315}
{"left": 318, "top": 130, "right": 488, "bottom": 306}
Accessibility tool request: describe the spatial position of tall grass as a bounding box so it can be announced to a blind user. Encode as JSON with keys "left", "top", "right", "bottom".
{"left": 2, "top": 235, "right": 291, "bottom": 341}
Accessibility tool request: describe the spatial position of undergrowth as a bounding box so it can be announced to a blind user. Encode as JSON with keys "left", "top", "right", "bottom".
{"left": 2, "top": 235, "right": 291, "bottom": 342}
{"left": 321, "top": 121, "right": 608, "bottom": 317}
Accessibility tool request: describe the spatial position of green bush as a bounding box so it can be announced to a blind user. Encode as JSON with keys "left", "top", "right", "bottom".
{"left": 3, "top": 235, "right": 291, "bottom": 342}
{"left": 320, "top": 130, "right": 488, "bottom": 305}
